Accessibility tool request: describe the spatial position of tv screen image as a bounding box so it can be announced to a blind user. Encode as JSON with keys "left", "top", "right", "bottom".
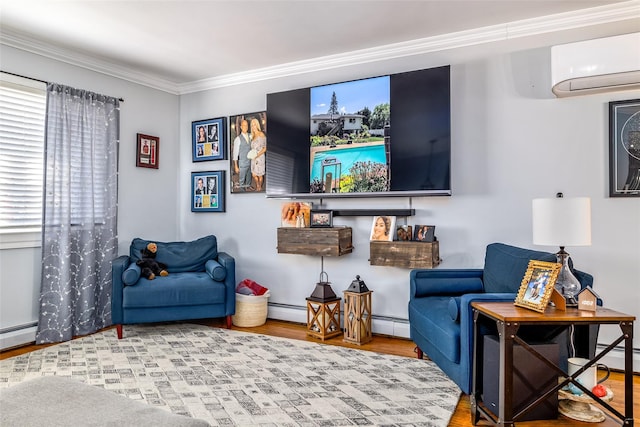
{"left": 266, "top": 65, "right": 451, "bottom": 198}
{"left": 310, "top": 76, "right": 390, "bottom": 194}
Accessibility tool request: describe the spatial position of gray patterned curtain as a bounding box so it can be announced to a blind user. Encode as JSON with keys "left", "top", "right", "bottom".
{"left": 35, "top": 83, "right": 119, "bottom": 344}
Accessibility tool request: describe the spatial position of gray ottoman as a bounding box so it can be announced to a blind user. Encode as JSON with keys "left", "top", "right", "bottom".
{"left": 0, "top": 376, "right": 210, "bottom": 426}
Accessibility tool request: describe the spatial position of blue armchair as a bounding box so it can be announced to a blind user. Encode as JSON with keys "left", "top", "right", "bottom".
{"left": 408, "top": 242, "right": 595, "bottom": 394}
{"left": 111, "top": 235, "right": 235, "bottom": 339}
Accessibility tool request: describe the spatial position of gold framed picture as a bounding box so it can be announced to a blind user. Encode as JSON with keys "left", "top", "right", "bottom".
{"left": 514, "top": 260, "right": 561, "bottom": 313}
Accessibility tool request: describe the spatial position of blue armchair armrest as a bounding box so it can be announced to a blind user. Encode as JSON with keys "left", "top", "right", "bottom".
{"left": 111, "top": 255, "right": 131, "bottom": 324}
{"left": 217, "top": 252, "right": 236, "bottom": 316}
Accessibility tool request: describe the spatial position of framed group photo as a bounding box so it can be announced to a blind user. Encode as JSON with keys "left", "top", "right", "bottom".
{"left": 514, "top": 260, "right": 561, "bottom": 313}
{"left": 192, "top": 117, "right": 227, "bottom": 162}
{"left": 191, "top": 171, "right": 225, "bottom": 212}
{"left": 609, "top": 99, "right": 640, "bottom": 197}
{"left": 229, "top": 111, "right": 267, "bottom": 193}
{"left": 136, "top": 133, "right": 159, "bottom": 169}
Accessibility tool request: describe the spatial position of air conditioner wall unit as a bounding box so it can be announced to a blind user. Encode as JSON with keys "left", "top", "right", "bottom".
{"left": 551, "top": 32, "right": 640, "bottom": 97}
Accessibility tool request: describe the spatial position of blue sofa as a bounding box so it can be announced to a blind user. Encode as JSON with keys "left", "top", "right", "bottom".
{"left": 111, "top": 235, "right": 235, "bottom": 339}
{"left": 408, "top": 242, "right": 595, "bottom": 394}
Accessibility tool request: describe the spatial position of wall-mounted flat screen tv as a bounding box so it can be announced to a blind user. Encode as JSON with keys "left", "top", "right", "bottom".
{"left": 266, "top": 65, "right": 450, "bottom": 198}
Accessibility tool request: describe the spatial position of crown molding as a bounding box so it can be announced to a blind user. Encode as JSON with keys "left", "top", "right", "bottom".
{"left": 2, "top": 1, "right": 638, "bottom": 95}
{"left": 0, "top": 29, "right": 181, "bottom": 95}
{"left": 180, "top": 0, "right": 640, "bottom": 94}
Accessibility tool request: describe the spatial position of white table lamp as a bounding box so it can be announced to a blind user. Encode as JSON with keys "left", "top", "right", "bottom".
{"left": 532, "top": 194, "right": 592, "bottom": 305}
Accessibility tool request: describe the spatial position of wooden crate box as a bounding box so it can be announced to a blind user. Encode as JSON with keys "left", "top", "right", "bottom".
{"left": 369, "top": 240, "right": 440, "bottom": 268}
{"left": 277, "top": 227, "right": 353, "bottom": 257}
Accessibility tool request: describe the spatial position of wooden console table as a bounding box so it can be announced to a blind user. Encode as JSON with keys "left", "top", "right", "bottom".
{"left": 470, "top": 302, "right": 635, "bottom": 426}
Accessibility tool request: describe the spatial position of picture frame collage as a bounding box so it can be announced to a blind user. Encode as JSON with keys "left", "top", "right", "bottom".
{"left": 188, "top": 111, "right": 267, "bottom": 213}
{"left": 368, "top": 216, "right": 436, "bottom": 242}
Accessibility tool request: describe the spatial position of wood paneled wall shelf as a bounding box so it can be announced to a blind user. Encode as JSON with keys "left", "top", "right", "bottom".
{"left": 277, "top": 227, "right": 353, "bottom": 256}
{"left": 369, "top": 240, "right": 440, "bottom": 268}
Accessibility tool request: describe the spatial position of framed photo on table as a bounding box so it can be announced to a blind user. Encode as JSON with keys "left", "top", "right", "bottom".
{"left": 136, "top": 133, "right": 159, "bottom": 169}
{"left": 514, "top": 260, "right": 561, "bottom": 313}
{"left": 192, "top": 117, "right": 227, "bottom": 162}
{"left": 609, "top": 99, "right": 640, "bottom": 197}
{"left": 191, "top": 171, "right": 225, "bottom": 212}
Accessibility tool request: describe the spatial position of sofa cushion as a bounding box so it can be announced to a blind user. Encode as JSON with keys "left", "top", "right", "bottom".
{"left": 205, "top": 259, "right": 226, "bottom": 281}
{"left": 122, "top": 272, "right": 226, "bottom": 308}
{"left": 483, "top": 243, "right": 556, "bottom": 293}
{"left": 129, "top": 235, "right": 217, "bottom": 273}
{"left": 122, "top": 264, "right": 141, "bottom": 286}
{"left": 408, "top": 296, "right": 460, "bottom": 363}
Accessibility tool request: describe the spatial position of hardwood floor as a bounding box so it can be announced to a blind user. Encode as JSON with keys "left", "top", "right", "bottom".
{"left": 2, "top": 319, "right": 637, "bottom": 426}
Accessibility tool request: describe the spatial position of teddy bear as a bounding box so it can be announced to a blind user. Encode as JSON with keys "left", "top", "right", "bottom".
{"left": 135, "top": 242, "right": 169, "bottom": 280}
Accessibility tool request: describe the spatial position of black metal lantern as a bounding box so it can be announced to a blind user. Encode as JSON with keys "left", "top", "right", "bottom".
{"left": 309, "top": 271, "right": 337, "bottom": 302}
{"left": 346, "top": 275, "right": 370, "bottom": 293}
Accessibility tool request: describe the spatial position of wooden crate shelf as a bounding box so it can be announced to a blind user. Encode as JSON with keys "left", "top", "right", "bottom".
{"left": 369, "top": 240, "right": 440, "bottom": 268}
{"left": 277, "top": 227, "right": 353, "bottom": 257}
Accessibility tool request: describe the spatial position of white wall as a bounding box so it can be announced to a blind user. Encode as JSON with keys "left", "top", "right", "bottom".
{"left": 179, "top": 39, "right": 640, "bottom": 369}
{"left": 0, "top": 45, "right": 180, "bottom": 347}
{"left": 1, "top": 28, "right": 638, "bottom": 370}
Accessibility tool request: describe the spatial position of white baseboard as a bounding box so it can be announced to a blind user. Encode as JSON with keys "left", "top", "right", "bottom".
{"left": 0, "top": 326, "right": 37, "bottom": 350}
{"left": 266, "top": 303, "right": 411, "bottom": 339}
{"left": 265, "top": 304, "right": 638, "bottom": 373}
{"left": 596, "top": 344, "right": 640, "bottom": 373}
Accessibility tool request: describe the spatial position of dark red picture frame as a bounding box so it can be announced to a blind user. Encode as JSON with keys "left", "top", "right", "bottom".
{"left": 136, "top": 133, "right": 159, "bottom": 169}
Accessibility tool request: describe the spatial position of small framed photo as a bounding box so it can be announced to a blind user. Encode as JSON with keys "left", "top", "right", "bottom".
{"left": 609, "top": 99, "right": 640, "bottom": 197}
{"left": 191, "top": 171, "right": 225, "bottom": 212}
{"left": 281, "top": 202, "right": 312, "bottom": 227}
{"left": 192, "top": 117, "right": 227, "bottom": 162}
{"left": 396, "top": 225, "right": 412, "bottom": 241}
{"left": 136, "top": 133, "right": 159, "bottom": 169}
{"left": 414, "top": 225, "right": 435, "bottom": 242}
{"left": 514, "top": 260, "right": 561, "bottom": 313}
{"left": 310, "top": 210, "right": 332, "bottom": 228}
{"left": 370, "top": 216, "right": 396, "bottom": 241}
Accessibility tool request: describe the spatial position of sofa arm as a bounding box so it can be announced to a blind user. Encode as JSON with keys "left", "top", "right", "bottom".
{"left": 410, "top": 269, "right": 484, "bottom": 299}
{"left": 111, "top": 255, "right": 131, "bottom": 324}
{"left": 217, "top": 252, "right": 236, "bottom": 316}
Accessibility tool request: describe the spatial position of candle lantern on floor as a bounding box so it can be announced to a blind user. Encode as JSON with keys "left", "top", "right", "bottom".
{"left": 306, "top": 271, "right": 341, "bottom": 341}
{"left": 343, "top": 275, "right": 373, "bottom": 345}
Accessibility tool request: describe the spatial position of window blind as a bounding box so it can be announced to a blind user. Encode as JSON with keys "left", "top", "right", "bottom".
{"left": 0, "top": 73, "right": 46, "bottom": 230}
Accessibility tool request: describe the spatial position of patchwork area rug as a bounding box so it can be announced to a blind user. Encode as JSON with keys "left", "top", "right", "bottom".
{"left": 0, "top": 324, "right": 460, "bottom": 426}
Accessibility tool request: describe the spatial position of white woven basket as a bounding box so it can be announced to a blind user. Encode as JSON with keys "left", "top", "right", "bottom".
{"left": 232, "top": 291, "right": 270, "bottom": 327}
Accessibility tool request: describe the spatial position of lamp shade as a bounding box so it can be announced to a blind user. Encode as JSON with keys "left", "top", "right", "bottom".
{"left": 532, "top": 197, "right": 592, "bottom": 246}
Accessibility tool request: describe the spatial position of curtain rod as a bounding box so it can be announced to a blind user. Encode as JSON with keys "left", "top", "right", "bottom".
{"left": 1, "top": 70, "right": 125, "bottom": 102}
